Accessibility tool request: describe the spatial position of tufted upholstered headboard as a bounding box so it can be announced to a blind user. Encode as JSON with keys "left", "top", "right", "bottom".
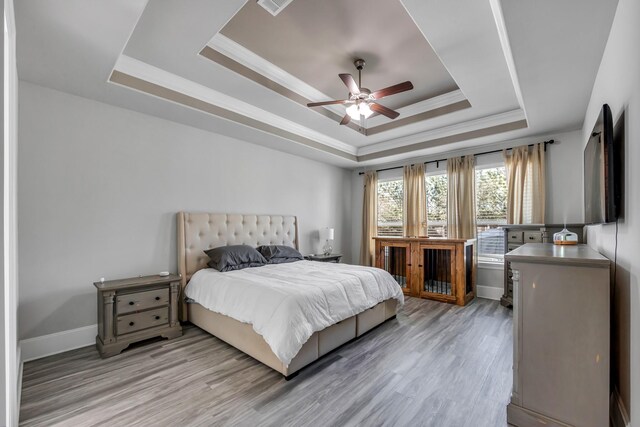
{"left": 176, "top": 212, "right": 299, "bottom": 320}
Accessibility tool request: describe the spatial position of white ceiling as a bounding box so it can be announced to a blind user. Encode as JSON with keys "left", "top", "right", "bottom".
{"left": 15, "top": 0, "right": 618, "bottom": 168}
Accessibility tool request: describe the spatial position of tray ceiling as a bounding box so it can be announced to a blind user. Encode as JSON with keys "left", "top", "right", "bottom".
{"left": 15, "top": 0, "right": 619, "bottom": 168}
{"left": 220, "top": 0, "right": 459, "bottom": 111}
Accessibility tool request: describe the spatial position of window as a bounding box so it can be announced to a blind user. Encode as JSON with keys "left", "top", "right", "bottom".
{"left": 377, "top": 179, "right": 403, "bottom": 236}
{"left": 425, "top": 173, "right": 448, "bottom": 238}
{"left": 475, "top": 166, "right": 507, "bottom": 263}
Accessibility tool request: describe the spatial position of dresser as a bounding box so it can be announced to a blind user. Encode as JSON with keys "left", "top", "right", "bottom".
{"left": 94, "top": 274, "right": 183, "bottom": 357}
{"left": 506, "top": 244, "right": 609, "bottom": 427}
{"left": 373, "top": 237, "right": 475, "bottom": 306}
{"left": 501, "top": 224, "right": 585, "bottom": 307}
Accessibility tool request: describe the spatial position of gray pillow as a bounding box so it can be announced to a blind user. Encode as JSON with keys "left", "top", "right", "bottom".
{"left": 257, "top": 245, "right": 304, "bottom": 264}
{"left": 204, "top": 245, "right": 267, "bottom": 272}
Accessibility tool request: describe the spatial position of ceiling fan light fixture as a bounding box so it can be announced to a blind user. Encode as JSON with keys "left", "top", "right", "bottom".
{"left": 346, "top": 102, "right": 374, "bottom": 121}
{"left": 307, "top": 58, "right": 413, "bottom": 126}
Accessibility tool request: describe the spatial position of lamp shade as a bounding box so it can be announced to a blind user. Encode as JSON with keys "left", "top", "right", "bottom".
{"left": 320, "top": 227, "right": 335, "bottom": 240}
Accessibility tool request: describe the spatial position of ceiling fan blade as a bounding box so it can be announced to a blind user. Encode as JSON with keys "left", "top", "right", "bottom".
{"left": 370, "top": 102, "right": 400, "bottom": 120}
{"left": 307, "top": 99, "right": 351, "bottom": 107}
{"left": 371, "top": 81, "right": 414, "bottom": 100}
{"left": 339, "top": 73, "right": 360, "bottom": 95}
{"left": 339, "top": 114, "right": 351, "bottom": 125}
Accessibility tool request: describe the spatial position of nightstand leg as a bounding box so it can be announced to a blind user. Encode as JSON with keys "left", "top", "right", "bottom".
{"left": 169, "top": 282, "right": 179, "bottom": 327}
{"left": 103, "top": 291, "right": 116, "bottom": 343}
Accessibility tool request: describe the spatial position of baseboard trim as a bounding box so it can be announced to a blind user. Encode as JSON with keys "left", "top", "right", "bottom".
{"left": 476, "top": 285, "right": 502, "bottom": 301}
{"left": 17, "top": 344, "right": 23, "bottom": 418}
{"left": 20, "top": 324, "right": 97, "bottom": 362}
{"left": 610, "top": 388, "right": 630, "bottom": 427}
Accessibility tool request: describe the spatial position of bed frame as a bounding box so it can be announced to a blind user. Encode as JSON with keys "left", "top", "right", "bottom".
{"left": 177, "top": 212, "right": 398, "bottom": 378}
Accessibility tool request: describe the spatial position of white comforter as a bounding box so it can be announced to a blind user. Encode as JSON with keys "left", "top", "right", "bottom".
{"left": 185, "top": 260, "right": 404, "bottom": 366}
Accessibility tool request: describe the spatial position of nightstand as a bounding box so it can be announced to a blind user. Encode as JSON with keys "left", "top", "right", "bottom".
{"left": 305, "top": 254, "right": 343, "bottom": 263}
{"left": 94, "top": 274, "right": 182, "bottom": 358}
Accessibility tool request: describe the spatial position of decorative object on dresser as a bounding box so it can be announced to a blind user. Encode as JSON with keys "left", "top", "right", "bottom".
{"left": 94, "top": 274, "right": 182, "bottom": 358}
{"left": 506, "top": 243, "right": 609, "bottom": 427}
{"left": 305, "top": 253, "right": 343, "bottom": 263}
{"left": 500, "top": 224, "right": 584, "bottom": 307}
{"left": 374, "top": 237, "right": 476, "bottom": 306}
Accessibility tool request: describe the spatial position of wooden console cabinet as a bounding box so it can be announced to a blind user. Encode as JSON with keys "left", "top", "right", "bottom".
{"left": 373, "top": 237, "right": 475, "bottom": 306}
{"left": 506, "top": 243, "right": 609, "bottom": 427}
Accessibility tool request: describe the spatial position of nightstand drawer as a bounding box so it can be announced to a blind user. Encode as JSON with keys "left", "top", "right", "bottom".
{"left": 117, "top": 307, "right": 168, "bottom": 335}
{"left": 116, "top": 288, "right": 169, "bottom": 314}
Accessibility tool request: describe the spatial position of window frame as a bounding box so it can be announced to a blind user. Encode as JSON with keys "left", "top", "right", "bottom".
{"left": 376, "top": 175, "right": 404, "bottom": 237}
{"left": 474, "top": 161, "right": 508, "bottom": 265}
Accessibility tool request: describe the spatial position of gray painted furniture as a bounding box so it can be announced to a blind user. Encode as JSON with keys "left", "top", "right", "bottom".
{"left": 501, "top": 224, "right": 585, "bottom": 307}
{"left": 94, "top": 274, "right": 182, "bottom": 357}
{"left": 506, "top": 243, "right": 609, "bottom": 427}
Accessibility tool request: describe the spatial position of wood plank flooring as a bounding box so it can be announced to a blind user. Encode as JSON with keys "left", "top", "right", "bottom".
{"left": 20, "top": 297, "right": 513, "bottom": 426}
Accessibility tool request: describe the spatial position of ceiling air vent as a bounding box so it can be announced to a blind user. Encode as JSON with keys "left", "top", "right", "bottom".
{"left": 256, "top": 0, "right": 294, "bottom": 16}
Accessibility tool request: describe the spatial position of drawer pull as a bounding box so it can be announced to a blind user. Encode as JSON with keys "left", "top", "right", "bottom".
{"left": 154, "top": 316, "right": 161, "bottom": 320}
{"left": 129, "top": 301, "right": 135, "bottom": 306}
{"left": 155, "top": 296, "right": 161, "bottom": 301}
{"left": 129, "top": 321, "right": 135, "bottom": 326}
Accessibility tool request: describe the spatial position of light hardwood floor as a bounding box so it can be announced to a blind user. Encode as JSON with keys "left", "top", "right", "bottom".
{"left": 20, "top": 297, "right": 512, "bottom": 426}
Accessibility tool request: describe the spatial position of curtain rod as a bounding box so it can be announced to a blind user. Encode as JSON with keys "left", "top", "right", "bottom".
{"left": 358, "top": 140, "right": 555, "bottom": 175}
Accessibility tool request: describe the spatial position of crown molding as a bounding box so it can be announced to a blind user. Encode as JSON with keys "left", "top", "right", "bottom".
{"left": 206, "top": 33, "right": 469, "bottom": 131}
{"left": 207, "top": 33, "right": 346, "bottom": 117}
{"left": 357, "top": 108, "right": 527, "bottom": 156}
{"left": 112, "top": 54, "right": 358, "bottom": 155}
{"left": 489, "top": 0, "right": 527, "bottom": 119}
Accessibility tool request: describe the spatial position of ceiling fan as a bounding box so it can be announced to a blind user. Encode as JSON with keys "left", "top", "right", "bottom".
{"left": 307, "top": 59, "right": 413, "bottom": 126}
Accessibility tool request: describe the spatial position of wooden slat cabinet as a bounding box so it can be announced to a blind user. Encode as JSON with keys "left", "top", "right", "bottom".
{"left": 374, "top": 237, "right": 475, "bottom": 306}
{"left": 375, "top": 240, "right": 412, "bottom": 295}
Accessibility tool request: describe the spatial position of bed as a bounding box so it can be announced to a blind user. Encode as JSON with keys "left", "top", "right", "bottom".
{"left": 177, "top": 212, "right": 403, "bottom": 378}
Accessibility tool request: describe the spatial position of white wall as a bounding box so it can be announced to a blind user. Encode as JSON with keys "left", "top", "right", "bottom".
{"left": 17, "top": 81, "right": 353, "bottom": 341}
{"left": 1, "top": 6, "right": 5, "bottom": 424}
{"left": 350, "top": 129, "right": 585, "bottom": 292}
{"left": 3, "top": 0, "right": 19, "bottom": 423}
{"left": 582, "top": 0, "right": 639, "bottom": 420}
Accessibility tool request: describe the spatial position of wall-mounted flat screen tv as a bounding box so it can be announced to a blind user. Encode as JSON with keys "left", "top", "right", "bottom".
{"left": 584, "top": 104, "right": 620, "bottom": 224}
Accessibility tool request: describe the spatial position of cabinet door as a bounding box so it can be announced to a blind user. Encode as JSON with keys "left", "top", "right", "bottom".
{"left": 417, "top": 243, "right": 457, "bottom": 302}
{"left": 377, "top": 242, "right": 412, "bottom": 295}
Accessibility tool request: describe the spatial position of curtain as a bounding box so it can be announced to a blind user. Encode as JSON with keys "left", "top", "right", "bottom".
{"left": 447, "top": 156, "right": 476, "bottom": 239}
{"left": 359, "top": 171, "right": 378, "bottom": 266}
{"left": 504, "top": 146, "right": 528, "bottom": 224}
{"left": 504, "top": 143, "right": 545, "bottom": 224}
{"left": 528, "top": 143, "right": 546, "bottom": 223}
{"left": 403, "top": 163, "right": 427, "bottom": 237}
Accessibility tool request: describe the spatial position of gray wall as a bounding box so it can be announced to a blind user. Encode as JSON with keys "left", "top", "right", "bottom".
{"left": 17, "top": 81, "right": 353, "bottom": 340}
{"left": 582, "top": 0, "right": 639, "bottom": 418}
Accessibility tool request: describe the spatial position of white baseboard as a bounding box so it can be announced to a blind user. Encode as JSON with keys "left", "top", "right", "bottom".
{"left": 476, "top": 285, "right": 503, "bottom": 301}
{"left": 20, "top": 324, "right": 97, "bottom": 363}
{"left": 17, "top": 345, "right": 23, "bottom": 417}
{"left": 610, "top": 388, "right": 630, "bottom": 427}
